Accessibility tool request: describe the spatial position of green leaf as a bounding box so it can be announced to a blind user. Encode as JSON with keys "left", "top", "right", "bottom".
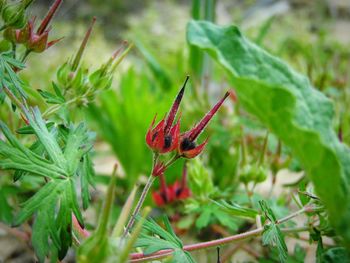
{"left": 262, "top": 224, "right": 288, "bottom": 262}
{"left": 0, "top": 190, "right": 13, "bottom": 224}
{"left": 259, "top": 200, "right": 277, "bottom": 223}
{"left": 259, "top": 200, "right": 288, "bottom": 262}
{"left": 37, "top": 89, "right": 65, "bottom": 104}
{"left": 135, "top": 40, "right": 172, "bottom": 90}
{"left": 0, "top": 51, "right": 26, "bottom": 98}
{"left": 187, "top": 20, "right": 350, "bottom": 245}
{"left": 213, "top": 200, "right": 258, "bottom": 219}
{"left": 80, "top": 154, "right": 95, "bottom": 210}
{"left": 0, "top": 109, "right": 95, "bottom": 261}
{"left": 321, "top": 247, "right": 350, "bottom": 263}
{"left": 188, "top": 158, "right": 215, "bottom": 198}
{"left": 135, "top": 216, "right": 196, "bottom": 262}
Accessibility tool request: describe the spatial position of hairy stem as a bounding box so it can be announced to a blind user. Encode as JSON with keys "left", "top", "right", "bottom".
{"left": 122, "top": 153, "right": 158, "bottom": 239}
{"left": 122, "top": 175, "right": 155, "bottom": 239}
{"left": 129, "top": 205, "right": 315, "bottom": 262}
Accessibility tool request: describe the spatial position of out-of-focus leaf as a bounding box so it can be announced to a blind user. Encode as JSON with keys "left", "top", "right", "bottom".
{"left": 187, "top": 158, "right": 215, "bottom": 198}
{"left": 213, "top": 200, "right": 258, "bottom": 218}
{"left": 0, "top": 190, "right": 13, "bottom": 224}
{"left": 187, "top": 20, "right": 350, "bottom": 245}
{"left": 37, "top": 89, "right": 65, "bottom": 104}
{"left": 321, "top": 247, "right": 350, "bottom": 263}
{"left": 135, "top": 40, "right": 172, "bottom": 90}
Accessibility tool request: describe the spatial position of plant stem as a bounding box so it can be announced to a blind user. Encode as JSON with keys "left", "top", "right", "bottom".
{"left": 122, "top": 175, "right": 155, "bottom": 239}
{"left": 129, "top": 206, "right": 315, "bottom": 262}
{"left": 122, "top": 153, "right": 158, "bottom": 239}
{"left": 3, "top": 85, "right": 27, "bottom": 114}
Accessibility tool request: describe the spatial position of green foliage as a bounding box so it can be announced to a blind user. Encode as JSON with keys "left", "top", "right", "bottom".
{"left": 187, "top": 20, "right": 350, "bottom": 247}
{"left": 0, "top": 51, "right": 26, "bottom": 97}
{"left": 213, "top": 200, "right": 258, "bottom": 219}
{"left": 260, "top": 200, "right": 288, "bottom": 262}
{"left": 0, "top": 108, "right": 95, "bottom": 261}
{"left": 135, "top": 216, "right": 195, "bottom": 262}
{"left": 187, "top": 158, "right": 214, "bottom": 198}
{"left": 321, "top": 247, "right": 350, "bottom": 263}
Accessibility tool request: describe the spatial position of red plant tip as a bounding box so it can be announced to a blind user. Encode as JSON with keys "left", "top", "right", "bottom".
{"left": 47, "top": 37, "right": 64, "bottom": 49}
{"left": 111, "top": 40, "right": 128, "bottom": 60}
{"left": 152, "top": 161, "right": 167, "bottom": 177}
{"left": 228, "top": 89, "right": 237, "bottom": 102}
{"left": 164, "top": 76, "right": 189, "bottom": 133}
{"left": 188, "top": 91, "right": 229, "bottom": 141}
{"left": 146, "top": 75, "right": 189, "bottom": 154}
{"left": 71, "top": 17, "right": 97, "bottom": 71}
{"left": 37, "top": 0, "right": 63, "bottom": 35}
{"left": 177, "top": 91, "right": 228, "bottom": 158}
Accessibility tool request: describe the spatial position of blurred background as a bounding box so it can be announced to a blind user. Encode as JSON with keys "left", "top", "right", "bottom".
{"left": 1, "top": 0, "right": 350, "bottom": 262}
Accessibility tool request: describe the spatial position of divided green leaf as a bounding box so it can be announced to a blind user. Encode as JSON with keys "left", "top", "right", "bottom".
{"left": 135, "top": 216, "right": 196, "bottom": 262}
{"left": 0, "top": 107, "right": 95, "bottom": 262}
{"left": 260, "top": 200, "right": 288, "bottom": 262}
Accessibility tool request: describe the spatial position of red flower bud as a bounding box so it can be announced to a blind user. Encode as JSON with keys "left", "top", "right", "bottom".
{"left": 152, "top": 163, "right": 191, "bottom": 206}
{"left": 146, "top": 76, "right": 189, "bottom": 154}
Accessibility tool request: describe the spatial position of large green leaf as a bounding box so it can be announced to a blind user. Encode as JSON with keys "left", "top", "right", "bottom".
{"left": 187, "top": 20, "right": 350, "bottom": 246}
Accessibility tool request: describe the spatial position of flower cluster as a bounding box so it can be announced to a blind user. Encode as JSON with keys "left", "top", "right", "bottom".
{"left": 146, "top": 76, "right": 229, "bottom": 178}
{"left": 4, "top": 0, "right": 63, "bottom": 53}
{"left": 152, "top": 163, "right": 191, "bottom": 206}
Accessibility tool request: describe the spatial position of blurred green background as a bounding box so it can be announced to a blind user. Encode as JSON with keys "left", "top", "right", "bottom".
{"left": 1, "top": 0, "right": 350, "bottom": 261}
{"left": 21, "top": 0, "right": 350, "bottom": 188}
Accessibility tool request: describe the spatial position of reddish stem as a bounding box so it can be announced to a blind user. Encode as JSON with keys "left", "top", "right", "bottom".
{"left": 72, "top": 214, "right": 90, "bottom": 239}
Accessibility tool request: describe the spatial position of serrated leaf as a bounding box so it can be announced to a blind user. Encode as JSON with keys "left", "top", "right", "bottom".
{"left": 38, "top": 89, "right": 65, "bottom": 104}
{"left": 15, "top": 180, "right": 64, "bottom": 225}
{"left": 262, "top": 224, "right": 288, "bottom": 262}
{"left": 187, "top": 20, "right": 350, "bottom": 244}
{"left": 1, "top": 111, "right": 95, "bottom": 261}
{"left": 135, "top": 216, "right": 196, "bottom": 261}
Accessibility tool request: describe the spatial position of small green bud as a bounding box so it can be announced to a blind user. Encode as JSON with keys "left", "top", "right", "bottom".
{"left": 0, "top": 39, "right": 12, "bottom": 52}
{"left": 89, "top": 69, "right": 113, "bottom": 91}
{"left": 2, "top": 2, "right": 26, "bottom": 29}
{"left": 57, "top": 62, "right": 71, "bottom": 86}
{"left": 239, "top": 165, "right": 268, "bottom": 184}
{"left": 3, "top": 27, "right": 16, "bottom": 42}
